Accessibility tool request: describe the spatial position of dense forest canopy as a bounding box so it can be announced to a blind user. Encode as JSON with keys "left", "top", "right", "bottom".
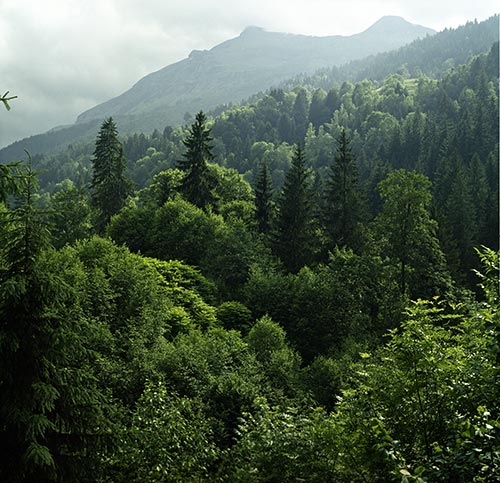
{"left": 0, "top": 14, "right": 499, "bottom": 482}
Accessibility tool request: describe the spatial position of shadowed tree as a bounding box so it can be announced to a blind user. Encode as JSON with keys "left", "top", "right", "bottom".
{"left": 322, "top": 128, "right": 365, "bottom": 251}
{"left": 0, "top": 160, "right": 107, "bottom": 481}
{"left": 254, "top": 159, "right": 274, "bottom": 234}
{"left": 90, "top": 117, "right": 133, "bottom": 232}
{"left": 274, "top": 144, "right": 314, "bottom": 273}
{"left": 177, "top": 111, "right": 217, "bottom": 210}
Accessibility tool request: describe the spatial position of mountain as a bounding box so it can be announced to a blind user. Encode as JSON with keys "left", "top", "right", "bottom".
{"left": 0, "top": 17, "right": 434, "bottom": 161}
{"left": 279, "top": 14, "right": 499, "bottom": 90}
{"left": 76, "top": 16, "right": 433, "bottom": 129}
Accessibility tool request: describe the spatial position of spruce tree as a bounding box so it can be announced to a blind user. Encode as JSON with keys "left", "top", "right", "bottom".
{"left": 323, "top": 128, "right": 364, "bottom": 250}
{"left": 90, "top": 117, "right": 132, "bottom": 231}
{"left": 178, "top": 111, "right": 217, "bottom": 209}
{"left": 274, "top": 144, "right": 313, "bottom": 273}
{"left": 254, "top": 159, "right": 274, "bottom": 234}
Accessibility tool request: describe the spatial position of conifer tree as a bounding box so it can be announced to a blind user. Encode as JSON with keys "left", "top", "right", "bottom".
{"left": 323, "top": 128, "right": 364, "bottom": 250}
{"left": 274, "top": 144, "right": 313, "bottom": 272}
{"left": 0, "top": 161, "right": 20, "bottom": 205}
{"left": 292, "top": 89, "right": 309, "bottom": 142}
{"left": 90, "top": 117, "right": 132, "bottom": 231}
{"left": 0, "top": 160, "right": 54, "bottom": 480}
{"left": 254, "top": 159, "right": 274, "bottom": 233}
{"left": 178, "top": 111, "right": 217, "bottom": 209}
{"left": 0, "top": 160, "right": 108, "bottom": 481}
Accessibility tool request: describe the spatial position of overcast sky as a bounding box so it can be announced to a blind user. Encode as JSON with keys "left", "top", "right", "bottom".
{"left": 0, "top": 0, "right": 497, "bottom": 148}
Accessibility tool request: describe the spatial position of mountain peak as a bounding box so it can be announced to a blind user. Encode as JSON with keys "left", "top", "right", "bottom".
{"left": 240, "top": 26, "right": 266, "bottom": 37}
{"left": 364, "top": 16, "right": 435, "bottom": 35}
{"left": 30, "top": 14, "right": 440, "bottom": 153}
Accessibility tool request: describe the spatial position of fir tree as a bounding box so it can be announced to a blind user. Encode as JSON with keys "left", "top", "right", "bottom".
{"left": 90, "top": 117, "right": 132, "bottom": 232}
{"left": 323, "top": 128, "right": 364, "bottom": 250}
{"left": 178, "top": 111, "right": 217, "bottom": 209}
{"left": 274, "top": 144, "right": 313, "bottom": 273}
{"left": 254, "top": 159, "right": 274, "bottom": 234}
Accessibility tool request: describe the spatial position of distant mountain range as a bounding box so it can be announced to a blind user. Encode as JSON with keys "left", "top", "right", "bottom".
{"left": 0, "top": 16, "right": 435, "bottom": 160}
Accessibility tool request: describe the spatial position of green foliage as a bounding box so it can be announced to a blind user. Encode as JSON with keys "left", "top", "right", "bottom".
{"left": 156, "top": 328, "right": 270, "bottom": 447}
{"left": 254, "top": 159, "right": 274, "bottom": 233}
{"left": 227, "top": 400, "right": 339, "bottom": 482}
{"left": 216, "top": 301, "right": 253, "bottom": 333}
{"left": 333, "top": 296, "right": 500, "bottom": 481}
{"left": 203, "top": 216, "right": 269, "bottom": 297}
{"left": 474, "top": 246, "right": 500, "bottom": 305}
{"left": 143, "top": 168, "right": 184, "bottom": 206}
{"left": 376, "top": 169, "right": 451, "bottom": 297}
{"left": 107, "top": 381, "right": 218, "bottom": 483}
{"left": 48, "top": 179, "right": 92, "bottom": 247}
{"left": 0, "top": 163, "right": 110, "bottom": 481}
{"left": 247, "top": 316, "right": 302, "bottom": 397}
{"left": 209, "top": 163, "right": 254, "bottom": 205}
{"left": 0, "top": 23, "right": 498, "bottom": 482}
{"left": 0, "top": 160, "right": 21, "bottom": 205}
{"left": 245, "top": 248, "right": 404, "bottom": 360}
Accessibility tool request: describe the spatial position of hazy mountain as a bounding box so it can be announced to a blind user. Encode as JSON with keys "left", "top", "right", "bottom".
{"left": 76, "top": 16, "right": 433, "bottom": 129}
{"left": 278, "top": 14, "right": 499, "bottom": 90}
{"left": 0, "top": 17, "right": 434, "bottom": 161}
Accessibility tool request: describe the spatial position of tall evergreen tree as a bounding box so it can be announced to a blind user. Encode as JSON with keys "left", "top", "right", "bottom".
{"left": 292, "top": 89, "right": 309, "bottom": 142}
{"left": 274, "top": 144, "right": 313, "bottom": 273}
{"left": 90, "top": 117, "right": 132, "bottom": 231}
{"left": 254, "top": 160, "right": 274, "bottom": 234}
{"left": 323, "top": 128, "right": 364, "bottom": 251}
{"left": 178, "top": 111, "right": 217, "bottom": 210}
{"left": 0, "top": 160, "right": 107, "bottom": 481}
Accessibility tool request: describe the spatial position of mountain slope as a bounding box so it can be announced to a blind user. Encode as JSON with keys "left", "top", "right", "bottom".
{"left": 279, "top": 14, "right": 499, "bottom": 90}
{"left": 15, "top": 14, "right": 500, "bottom": 164}
{"left": 76, "top": 16, "right": 433, "bottom": 131}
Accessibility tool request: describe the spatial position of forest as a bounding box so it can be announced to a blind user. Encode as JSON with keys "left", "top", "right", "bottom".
{"left": 0, "top": 18, "right": 499, "bottom": 483}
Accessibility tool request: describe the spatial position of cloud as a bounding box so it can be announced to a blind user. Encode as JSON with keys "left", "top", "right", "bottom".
{"left": 0, "top": 0, "right": 497, "bottom": 148}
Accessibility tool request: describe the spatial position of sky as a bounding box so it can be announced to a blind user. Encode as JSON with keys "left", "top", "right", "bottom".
{"left": 0, "top": 0, "right": 498, "bottom": 149}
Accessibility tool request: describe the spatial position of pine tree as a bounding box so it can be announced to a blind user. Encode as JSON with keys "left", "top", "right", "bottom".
{"left": 254, "top": 160, "right": 274, "bottom": 234}
{"left": 274, "top": 144, "right": 313, "bottom": 272}
{"left": 90, "top": 117, "right": 132, "bottom": 231}
{"left": 323, "top": 129, "right": 364, "bottom": 250}
{"left": 177, "top": 111, "right": 217, "bottom": 209}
